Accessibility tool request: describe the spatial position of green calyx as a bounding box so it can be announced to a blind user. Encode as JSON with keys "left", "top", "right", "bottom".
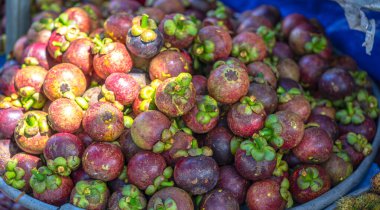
{"left": 163, "top": 14, "right": 198, "bottom": 40}
{"left": 23, "top": 57, "right": 40, "bottom": 67}
{"left": 304, "top": 35, "right": 327, "bottom": 54}
{"left": 41, "top": 3, "right": 61, "bottom": 13}
{"left": 3, "top": 160, "right": 26, "bottom": 190}
{"left": 47, "top": 156, "right": 80, "bottom": 177}
{"left": 240, "top": 135, "right": 276, "bottom": 161}
{"left": 346, "top": 132, "right": 372, "bottom": 156}
{"left": 100, "top": 85, "right": 124, "bottom": 111}
{"left": 0, "top": 94, "right": 23, "bottom": 109}
{"left": 259, "top": 114, "right": 284, "bottom": 148}
{"left": 119, "top": 184, "right": 146, "bottom": 210}
{"left": 82, "top": 5, "right": 97, "bottom": 21}
{"left": 32, "top": 17, "right": 55, "bottom": 32}
{"left": 138, "top": 79, "right": 161, "bottom": 112}
{"left": 131, "top": 14, "right": 158, "bottom": 42}
{"left": 61, "top": 90, "right": 89, "bottom": 110}
{"left": 150, "top": 197, "right": 177, "bottom": 210}
{"left": 297, "top": 167, "right": 324, "bottom": 192}
{"left": 231, "top": 43, "right": 259, "bottom": 64}
{"left": 91, "top": 35, "right": 114, "bottom": 55}
{"left": 153, "top": 119, "right": 192, "bottom": 153}
{"left": 19, "top": 113, "right": 49, "bottom": 137}
{"left": 335, "top": 102, "right": 365, "bottom": 125}
{"left": 333, "top": 141, "right": 352, "bottom": 163}
{"left": 118, "top": 166, "right": 129, "bottom": 184}
{"left": 54, "top": 13, "right": 75, "bottom": 29}
{"left": 14, "top": 86, "right": 47, "bottom": 110}
{"left": 195, "top": 95, "right": 219, "bottom": 124}
{"left": 72, "top": 180, "right": 108, "bottom": 209}
{"left": 29, "top": 166, "right": 62, "bottom": 194}
{"left": 191, "top": 36, "right": 215, "bottom": 62}
{"left": 145, "top": 167, "right": 174, "bottom": 196}
{"left": 173, "top": 139, "right": 213, "bottom": 158}
{"left": 356, "top": 89, "right": 379, "bottom": 119}
{"left": 280, "top": 178, "right": 294, "bottom": 208}
{"left": 273, "top": 153, "right": 289, "bottom": 177}
{"left": 277, "top": 86, "right": 302, "bottom": 104}
{"left": 230, "top": 136, "right": 243, "bottom": 155}
{"left": 304, "top": 91, "right": 332, "bottom": 109}
{"left": 206, "top": 2, "right": 228, "bottom": 20}
{"left": 257, "top": 26, "right": 276, "bottom": 52}
{"left": 163, "top": 73, "right": 193, "bottom": 108}
{"left": 236, "top": 96, "right": 264, "bottom": 116}
{"left": 350, "top": 70, "right": 371, "bottom": 88}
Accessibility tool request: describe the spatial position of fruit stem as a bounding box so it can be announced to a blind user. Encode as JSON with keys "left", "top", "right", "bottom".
{"left": 141, "top": 14, "right": 149, "bottom": 28}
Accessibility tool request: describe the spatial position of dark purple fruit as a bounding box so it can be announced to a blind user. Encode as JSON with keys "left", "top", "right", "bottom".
{"left": 119, "top": 130, "right": 143, "bottom": 161}
{"left": 174, "top": 155, "right": 219, "bottom": 195}
{"left": 126, "top": 14, "right": 164, "bottom": 58}
{"left": 232, "top": 32, "right": 267, "bottom": 64}
{"left": 337, "top": 132, "right": 372, "bottom": 167}
{"left": 322, "top": 152, "right": 353, "bottom": 185}
{"left": 248, "top": 83, "right": 278, "bottom": 114}
{"left": 247, "top": 61, "right": 277, "bottom": 88}
{"left": 200, "top": 189, "right": 239, "bottom": 210}
{"left": 318, "top": 68, "right": 355, "bottom": 100}
{"left": 0, "top": 107, "right": 23, "bottom": 139}
{"left": 338, "top": 116, "right": 376, "bottom": 142}
{"left": 216, "top": 165, "right": 250, "bottom": 204}
{"left": 204, "top": 126, "right": 234, "bottom": 165}
{"left": 308, "top": 114, "right": 339, "bottom": 140}
{"left": 299, "top": 54, "right": 328, "bottom": 89}
{"left": 273, "top": 42, "right": 294, "bottom": 59}
{"left": 277, "top": 58, "right": 300, "bottom": 82}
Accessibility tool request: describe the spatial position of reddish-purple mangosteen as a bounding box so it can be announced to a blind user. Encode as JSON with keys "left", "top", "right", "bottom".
{"left": 131, "top": 110, "right": 171, "bottom": 150}
{"left": 14, "top": 111, "right": 52, "bottom": 155}
{"left": 62, "top": 38, "right": 94, "bottom": 76}
{"left": 191, "top": 26, "right": 232, "bottom": 63}
{"left": 228, "top": 96, "right": 266, "bottom": 138}
{"left": 102, "top": 73, "right": 140, "bottom": 106}
{"left": 149, "top": 50, "right": 192, "bottom": 81}
{"left": 216, "top": 165, "right": 250, "bottom": 204}
{"left": 183, "top": 95, "right": 219, "bottom": 134}
{"left": 47, "top": 98, "right": 84, "bottom": 133}
{"left": 82, "top": 142, "right": 124, "bottom": 181}
{"left": 200, "top": 189, "right": 240, "bottom": 210}
{"left": 104, "top": 12, "right": 133, "bottom": 44}
{"left": 108, "top": 184, "right": 147, "bottom": 210}
{"left": 155, "top": 73, "right": 196, "bottom": 117}
{"left": 82, "top": 102, "right": 124, "bottom": 142}
{"left": 208, "top": 62, "right": 249, "bottom": 104}
{"left": 43, "top": 63, "right": 87, "bottom": 101}
{"left": 30, "top": 166, "right": 74, "bottom": 206}
{"left": 3, "top": 153, "right": 42, "bottom": 192}
{"left": 289, "top": 165, "right": 331, "bottom": 203}
{"left": 92, "top": 37, "right": 133, "bottom": 80}
{"left": 293, "top": 127, "right": 333, "bottom": 163}
{"left": 246, "top": 178, "right": 293, "bottom": 210}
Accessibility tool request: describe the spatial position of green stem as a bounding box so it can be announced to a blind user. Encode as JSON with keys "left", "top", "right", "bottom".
{"left": 141, "top": 14, "right": 149, "bottom": 28}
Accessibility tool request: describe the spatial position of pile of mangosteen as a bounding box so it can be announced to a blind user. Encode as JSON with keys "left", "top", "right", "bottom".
{"left": 0, "top": 0, "right": 379, "bottom": 209}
